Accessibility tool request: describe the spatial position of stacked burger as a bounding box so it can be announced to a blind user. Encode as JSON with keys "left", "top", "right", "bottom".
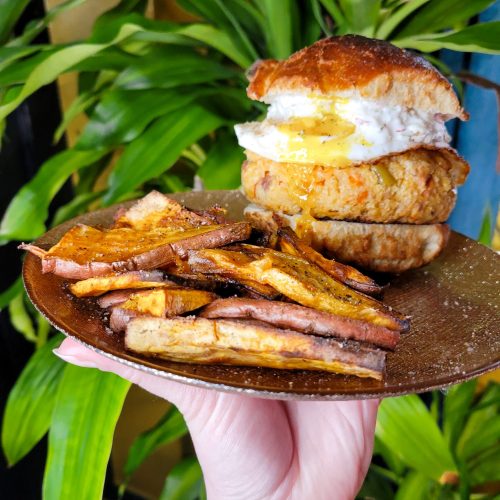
{"left": 236, "top": 35, "right": 470, "bottom": 272}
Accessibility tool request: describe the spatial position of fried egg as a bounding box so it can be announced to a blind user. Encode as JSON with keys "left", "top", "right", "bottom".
{"left": 234, "top": 94, "right": 451, "bottom": 166}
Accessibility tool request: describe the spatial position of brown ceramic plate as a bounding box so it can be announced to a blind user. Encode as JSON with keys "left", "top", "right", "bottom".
{"left": 23, "top": 190, "right": 500, "bottom": 400}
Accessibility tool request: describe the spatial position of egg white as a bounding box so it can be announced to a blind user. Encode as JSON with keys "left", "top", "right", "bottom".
{"left": 235, "top": 94, "right": 451, "bottom": 166}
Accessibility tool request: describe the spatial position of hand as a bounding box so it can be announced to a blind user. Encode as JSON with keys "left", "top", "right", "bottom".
{"left": 55, "top": 338, "right": 378, "bottom": 500}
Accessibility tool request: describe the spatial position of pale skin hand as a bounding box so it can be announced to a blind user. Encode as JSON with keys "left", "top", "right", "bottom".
{"left": 54, "top": 338, "right": 378, "bottom": 500}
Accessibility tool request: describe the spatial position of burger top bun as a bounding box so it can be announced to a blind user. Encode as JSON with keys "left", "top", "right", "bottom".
{"left": 246, "top": 35, "right": 468, "bottom": 120}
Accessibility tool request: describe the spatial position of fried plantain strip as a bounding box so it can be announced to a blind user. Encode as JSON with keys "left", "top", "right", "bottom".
{"left": 125, "top": 316, "right": 386, "bottom": 379}
{"left": 277, "top": 227, "right": 383, "bottom": 295}
{"left": 200, "top": 298, "right": 400, "bottom": 349}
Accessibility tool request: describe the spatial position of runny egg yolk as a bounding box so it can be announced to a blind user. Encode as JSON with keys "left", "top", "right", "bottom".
{"left": 275, "top": 114, "right": 359, "bottom": 167}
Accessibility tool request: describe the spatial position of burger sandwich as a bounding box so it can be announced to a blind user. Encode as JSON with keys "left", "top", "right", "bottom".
{"left": 236, "top": 35, "right": 470, "bottom": 272}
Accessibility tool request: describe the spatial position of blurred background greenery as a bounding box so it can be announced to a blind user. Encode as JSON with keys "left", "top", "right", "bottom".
{"left": 0, "top": 1, "right": 498, "bottom": 498}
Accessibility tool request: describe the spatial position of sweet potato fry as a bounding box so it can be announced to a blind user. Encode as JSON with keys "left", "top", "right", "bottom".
{"left": 200, "top": 298, "right": 400, "bottom": 349}
{"left": 125, "top": 316, "right": 386, "bottom": 379}
{"left": 20, "top": 221, "right": 251, "bottom": 279}
{"left": 277, "top": 227, "right": 383, "bottom": 295}
{"left": 189, "top": 247, "right": 409, "bottom": 331}
{"left": 121, "top": 288, "right": 218, "bottom": 318}
{"left": 69, "top": 270, "right": 172, "bottom": 297}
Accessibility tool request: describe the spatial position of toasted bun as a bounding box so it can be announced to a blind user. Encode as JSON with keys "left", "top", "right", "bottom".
{"left": 247, "top": 35, "right": 467, "bottom": 120}
{"left": 242, "top": 148, "right": 469, "bottom": 224}
{"left": 245, "top": 205, "right": 450, "bottom": 273}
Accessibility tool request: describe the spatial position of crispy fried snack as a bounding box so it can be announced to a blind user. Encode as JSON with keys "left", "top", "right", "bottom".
{"left": 189, "top": 247, "right": 408, "bottom": 331}
{"left": 20, "top": 222, "right": 251, "bottom": 279}
{"left": 125, "top": 316, "right": 386, "bottom": 379}
{"left": 277, "top": 227, "right": 383, "bottom": 295}
{"left": 69, "top": 270, "right": 172, "bottom": 297}
{"left": 200, "top": 298, "right": 400, "bottom": 349}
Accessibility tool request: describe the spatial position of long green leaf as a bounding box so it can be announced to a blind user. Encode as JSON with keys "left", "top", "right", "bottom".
{"left": 114, "top": 46, "right": 235, "bottom": 90}
{"left": 468, "top": 443, "right": 500, "bottom": 485}
{"left": 160, "top": 457, "right": 204, "bottom": 500}
{"left": 77, "top": 88, "right": 208, "bottom": 150}
{"left": 338, "top": 0, "right": 381, "bottom": 36}
{"left": 394, "top": 471, "right": 433, "bottom": 500}
{"left": 0, "top": 23, "right": 141, "bottom": 121}
{"left": 0, "top": 149, "right": 106, "bottom": 242}
{"left": 256, "top": 0, "right": 298, "bottom": 58}
{"left": 51, "top": 191, "right": 103, "bottom": 227}
{"left": 0, "top": 276, "right": 22, "bottom": 310}
{"left": 318, "top": 0, "right": 347, "bottom": 29}
{"left": 179, "top": 23, "right": 252, "bottom": 68}
{"left": 43, "top": 366, "right": 130, "bottom": 499}
{"left": 376, "top": 395, "right": 457, "bottom": 481}
{"left": 8, "top": 292, "right": 36, "bottom": 343}
{"left": 8, "top": 0, "right": 86, "bottom": 48}
{"left": 396, "top": 0, "right": 497, "bottom": 38}
{"left": 478, "top": 206, "right": 492, "bottom": 246}
{"left": 123, "top": 406, "right": 188, "bottom": 482}
{"left": 0, "top": 45, "right": 47, "bottom": 73}
{"left": 2, "top": 335, "right": 64, "bottom": 466}
{"left": 197, "top": 131, "right": 244, "bottom": 189}
{"left": 395, "top": 22, "right": 500, "bottom": 54}
{"left": 376, "top": 0, "right": 430, "bottom": 39}
{"left": 443, "top": 380, "right": 477, "bottom": 452}
{"left": 0, "top": 0, "right": 30, "bottom": 44}
{"left": 104, "top": 105, "right": 223, "bottom": 205}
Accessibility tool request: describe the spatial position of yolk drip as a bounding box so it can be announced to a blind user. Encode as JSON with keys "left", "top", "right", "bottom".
{"left": 276, "top": 115, "right": 356, "bottom": 167}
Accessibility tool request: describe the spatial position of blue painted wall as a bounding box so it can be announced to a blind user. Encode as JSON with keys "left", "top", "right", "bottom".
{"left": 448, "top": 2, "right": 499, "bottom": 240}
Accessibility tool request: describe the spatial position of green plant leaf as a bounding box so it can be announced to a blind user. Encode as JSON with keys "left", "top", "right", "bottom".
{"left": 376, "top": 0, "right": 430, "bottom": 39}
{"left": 456, "top": 383, "right": 500, "bottom": 461}
{"left": 178, "top": 0, "right": 259, "bottom": 61}
{"left": 318, "top": 0, "right": 347, "bottom": 30}
{"left": 376, "top": 395, "right": 457, "bottom": 481}
{"left": 0, "top": 276, "right": 22, "bottom": 310}
{"left": 8, "top": 292, "right": 36, "bottom": 343}
{"left": 2, "top": 334, "right": 64, "bottom": 466}
{"left": 51, "top": 191, "right": 104, "bottom": 227}
{"left": 443, "top": 381, "right": 477, "bottom": 452}
{"left": 114, "top": 46, "right": 235, "bottom": 90}
{"left": 255, "top": 0, "right": 298, "bottom": 58}
{"left": 77, "top": 87, "right": 209, "bottom": 150}
{"left": 160, "top": 457, "right": 204, "bottom": 500}
{"left": 53, "top": 90, "right": 101, "bottom": 144}
{"left": 395, "top": 22, "right": 500, "bottom": 54}
{"left": 0, "top": 0, "right": 30, "bottom": 44}
{"left": 394, "top": 471, "right": 433, "bottom": 500}
{"left": 478, "top": 206, "right": 492, "bottom": 246}
{"left": 0, "top": 148, "right": 107, "bottom": 242}
{"left": 8, "top": 0, "right": 86, "bottom": 47}
{"left": 0, "top": 45, "right": 47, "bottom": 73}
{"left": 43, "top": 366, "right": 130, "bottom": 499}
{"left": 104, "top": 105, "right": 223, "bottom": 205}
{"left": 197, "top": 131, "right": 244, "bottom": 189}
{"left": 0, "top": 23, "right": 141, "bottom": 121}
{"left": 468, "top": 443, "right": 500, "bottom": 485}
{"left": 338, "top": 0, "right": 381, "bottom": 36}
{"left": 123, "top": 406, "right": 188, "bottom": 483}
{"left": 179, "top": 23, "right": 252, "bottom": 68}
{"left": 395, "top": 0, "right": 497, "bottom": 39}
{"left": 357, "top": 467, "right": 395, "bottom": 500}
{"left": 374, "top": 435, "right": 406, "bottom": 476}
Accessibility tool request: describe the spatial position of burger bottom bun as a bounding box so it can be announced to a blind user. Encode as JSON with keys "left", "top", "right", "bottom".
{"left": 245, "top": 204, "right": 450, "bottom": 273}
{"left": 242, "top": 148, "right": 469, "bottom": 224}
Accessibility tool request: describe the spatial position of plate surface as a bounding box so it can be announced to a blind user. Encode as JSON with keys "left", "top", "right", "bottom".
{"left": 23, "top": 190, "right": 500, "bottom": 400}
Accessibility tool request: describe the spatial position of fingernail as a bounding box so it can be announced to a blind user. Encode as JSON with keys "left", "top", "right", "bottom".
{"left": 53, "top": 348, "right": 98, "bottom": 369}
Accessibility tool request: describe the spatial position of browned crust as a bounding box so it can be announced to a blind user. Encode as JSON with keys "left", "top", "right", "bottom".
{"left": 20, "top": 222, "right": 251, "bottom": 280}
{"left": 200, "top": 298, "right": 400, "bottom": 349}
{"left": 247, "top": 35, "right": 467, "bottom": 119}
{"left": 125, "top": 316, "right": 386, "bottom": 379}
{"left": 245, "top": 205, "right": 450, "bottom": 273}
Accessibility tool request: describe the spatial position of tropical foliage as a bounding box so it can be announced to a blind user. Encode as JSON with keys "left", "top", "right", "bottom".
{"left": 1, "top": 1, "right": 499, "bottom": 498}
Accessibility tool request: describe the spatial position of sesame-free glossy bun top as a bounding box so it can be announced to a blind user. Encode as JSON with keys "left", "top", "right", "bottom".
{"left": 246, "top": 35, "right": 468, "bottom": 120}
